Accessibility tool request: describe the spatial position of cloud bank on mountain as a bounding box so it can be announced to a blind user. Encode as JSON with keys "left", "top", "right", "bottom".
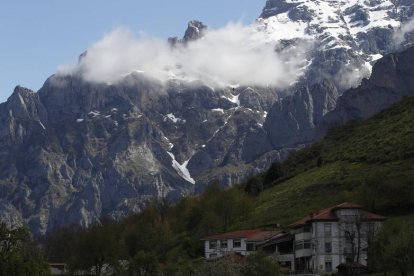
{"left": 60, "top": 23, "right": 311, "bottom": 89}
{"left": 393, "top": 19, "right": 414, "bottom": 46}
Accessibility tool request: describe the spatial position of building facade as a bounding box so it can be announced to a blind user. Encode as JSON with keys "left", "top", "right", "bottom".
{"left": 271, "top": 203, "right": 385, "bottom": 274}
{"left": 203, "top": 229, "right": 279, "bottom": 260}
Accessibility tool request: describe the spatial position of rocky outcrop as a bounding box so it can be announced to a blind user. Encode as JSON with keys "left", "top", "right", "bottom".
{"left": 264, "top": 80, "right": 338, "bottom": 148}
{"left": 183, "top": 20, "right": 207, "bottom": 42}
{"left": 168, "top": 20, "right": 207, "bottom": 47}
{"left": 320, "top": 46, "right": 414, "bottom": 132}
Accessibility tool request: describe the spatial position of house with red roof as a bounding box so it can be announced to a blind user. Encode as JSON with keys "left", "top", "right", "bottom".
{"left": 203, "top": 228, "right": 282, "bottom": 260}
{"left": 261, "top": 202, "right": 386, "bottom": 274}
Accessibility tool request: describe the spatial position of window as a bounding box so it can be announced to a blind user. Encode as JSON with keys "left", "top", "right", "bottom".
{"left": 367, "top": 222, "right": 376, "bottom": 237}
{"left": 296, "top": 240, "right": 311, "bottom": 250}
{"left": 247, "top": 243, "right": 255, "bottom": 251}
{"left": 324, "top": 223, "right": 332, "bottom": 236}
{"left": 325, "top": 261, "right": 332, "bottom": 272}
{"left": 233, "top": 239, "right": 241, "bottom": 248}
{"left": 295, "top": 241, "right": 304, "bottom": 250}
{"left": 209, "top": 241, "right": 217, "bottom": 250}
{"left": 220, "top": 240, "right": 227, "bottom": 249}
{"left": 325, "top": 242, "right": 332, "bottom": 253}
{"left": 303, "top": 240, "right": 311, "bottom": 249}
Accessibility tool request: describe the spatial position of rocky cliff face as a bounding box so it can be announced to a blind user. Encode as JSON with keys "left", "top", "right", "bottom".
{"left": 264, "top": 80, "right": 338, "bottom": 148}
{"left": 0, "top": 75, "right": 282, "bottom": 234}
{"left": 1, "top": 0, "right": 414, "bottom": 235}
{"left": 320, "top": 46, "right": 414, "bottom": 132}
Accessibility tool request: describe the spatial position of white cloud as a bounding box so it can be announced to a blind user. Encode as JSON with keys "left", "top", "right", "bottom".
{"left": 393, "top": 19, "right": 414, "bottom": 46}
{"left": 335, "top": 63, "right": 371, "bottom": 90}
{"left": 60, "top": 23, "right": 312, "bottom": 89}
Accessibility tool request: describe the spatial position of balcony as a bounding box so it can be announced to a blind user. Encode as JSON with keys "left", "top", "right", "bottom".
{"left": 295, "top": 232, "right": 312, "bottom": 240}
{"left": 295, "top": 248, "right": 313, "bottom": 258}
{"left": 277, "top": 254, "right": 294, "bottom": 262}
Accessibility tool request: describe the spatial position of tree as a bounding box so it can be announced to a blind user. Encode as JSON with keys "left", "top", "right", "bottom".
{"left": 0, "top": 223, "right": 51, "bottom": 276}
{"left": 44, "top": 226, "right": 79, "bottom": 263}
{"left": 128, "top": 251, "right": 160, "bottom": 276}
{"left": 243, "top": 251, "right": 282, "bottom": 276}
{"left": 342, "top": 218, "right": 363, "bottom": 265}
{"left": 68, "top": 224, "right": 121, "bottom": 275}
{"left": 213, "top": 189, "right": 253, "bottom": 232}
{"left": 121, "top": 207, "right": 172, "bottom": 259}
{"left": 188, "top": 183, "right": 253, "bottom": 236}
{"left": 195, "top": 251, "right": 283, "bottom": 276}
{"left": 369, "top": 221, "right": 414, "bottom": 276}
{"left": 244, "top": 176, "right": 263, "bottom": 196}
{"left": 264, "top": 162, "right": 285, "bottom": 187}
{"left": 194, "top": 257, "right": 243, "bottom": 276}
{"left": 338, "top": 210, "right": 381, "bottom": 272}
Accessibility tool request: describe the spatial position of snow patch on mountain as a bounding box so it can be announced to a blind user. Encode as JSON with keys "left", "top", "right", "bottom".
{"left": 221, "top": 93, "right": 240, "bottom": 107}
{"left": 167, "top": 152, "right": 195, "bottom": 184}
{"left": 166, "top": 113, "right": 186, "bottom": 123}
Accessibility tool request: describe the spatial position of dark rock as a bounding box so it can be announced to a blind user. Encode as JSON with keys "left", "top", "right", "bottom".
{"left": 183, "top": 20, "right": 207, "bottom": 43}
{"left": 260, "top": 0, "right": 298, "bottom": 18}
{"left": 288, "top": 5, "right": 314, "bottom": 22}
{"left": 264, "top": 79, "right": 338, "bottom": 148}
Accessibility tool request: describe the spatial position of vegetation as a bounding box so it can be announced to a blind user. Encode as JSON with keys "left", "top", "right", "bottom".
{"left": 0, "top": 223, "right": 50, "bottom": 276}
{"left": 44, "top": 184, "right": 253, "bottom": 275}
{"left": 369, "top": 220, "right": 414, "bottom": 276}
{"left": 194, "top": 251, "right": 282, "bottom": 276}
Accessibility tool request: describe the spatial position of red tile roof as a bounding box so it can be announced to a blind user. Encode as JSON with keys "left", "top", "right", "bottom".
{"left": 332, "top": 202, "right": 363, "bottom": 210}
{"left": 204, "top": 229, "right": 280, "bottom": 242}
{"left": 204, "top": 229, "right": 262, "bottom": 240}
{"left": 360, "top": 210, "right": 387, "bottom": 221}
{"left": 290, "top": 202, "right": 385, "bottom": 228}
{"left": 247, "top": 230, "right": 282, "bottom": 242}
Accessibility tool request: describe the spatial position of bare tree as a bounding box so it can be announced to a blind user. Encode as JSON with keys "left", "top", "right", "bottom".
{"left": 342, "top": 213, "right": 362, "bottom": 264}
{"left": 339, "top": 212, "right": 381, "bottom": 268}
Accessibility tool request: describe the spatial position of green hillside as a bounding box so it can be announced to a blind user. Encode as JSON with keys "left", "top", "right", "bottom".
{"left": 248, "top": 95, "right": 414, "bottom": 228}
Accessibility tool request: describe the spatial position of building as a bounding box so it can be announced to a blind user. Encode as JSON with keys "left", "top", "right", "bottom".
{"left": 263, "top": 202, "right": 386, "bottom": 274}
{"left": 203, "top": 228, "right": 280, "bottom": 260}
{"left": 48, "top": 263, "right": 66, "bottom": 275}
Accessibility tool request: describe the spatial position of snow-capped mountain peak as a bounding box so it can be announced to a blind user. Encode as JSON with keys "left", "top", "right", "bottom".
{"left": 257, "top": 0, "right": 414, "bottom": 89}
{"left": 261, "top": 0, "right": 405, "bottom": 47}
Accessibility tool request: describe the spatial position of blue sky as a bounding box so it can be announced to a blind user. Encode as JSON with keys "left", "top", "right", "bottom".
{"left": 0, "top": 0, "right": 264, "bottom": 102}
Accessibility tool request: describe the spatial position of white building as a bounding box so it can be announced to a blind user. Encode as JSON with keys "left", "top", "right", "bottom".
{"left": 203, "top": 229, "right": 280, "bottom": 260}
{"left": 264, "top": 202, "right": 385, "bottom": 274}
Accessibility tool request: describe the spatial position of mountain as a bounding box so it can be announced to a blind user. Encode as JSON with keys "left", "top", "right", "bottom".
{"left": 1, "top": 0, "right": 414, "bottom": 235}
{"left": 255, "top": 0, "right": 414, "bottom": 152}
